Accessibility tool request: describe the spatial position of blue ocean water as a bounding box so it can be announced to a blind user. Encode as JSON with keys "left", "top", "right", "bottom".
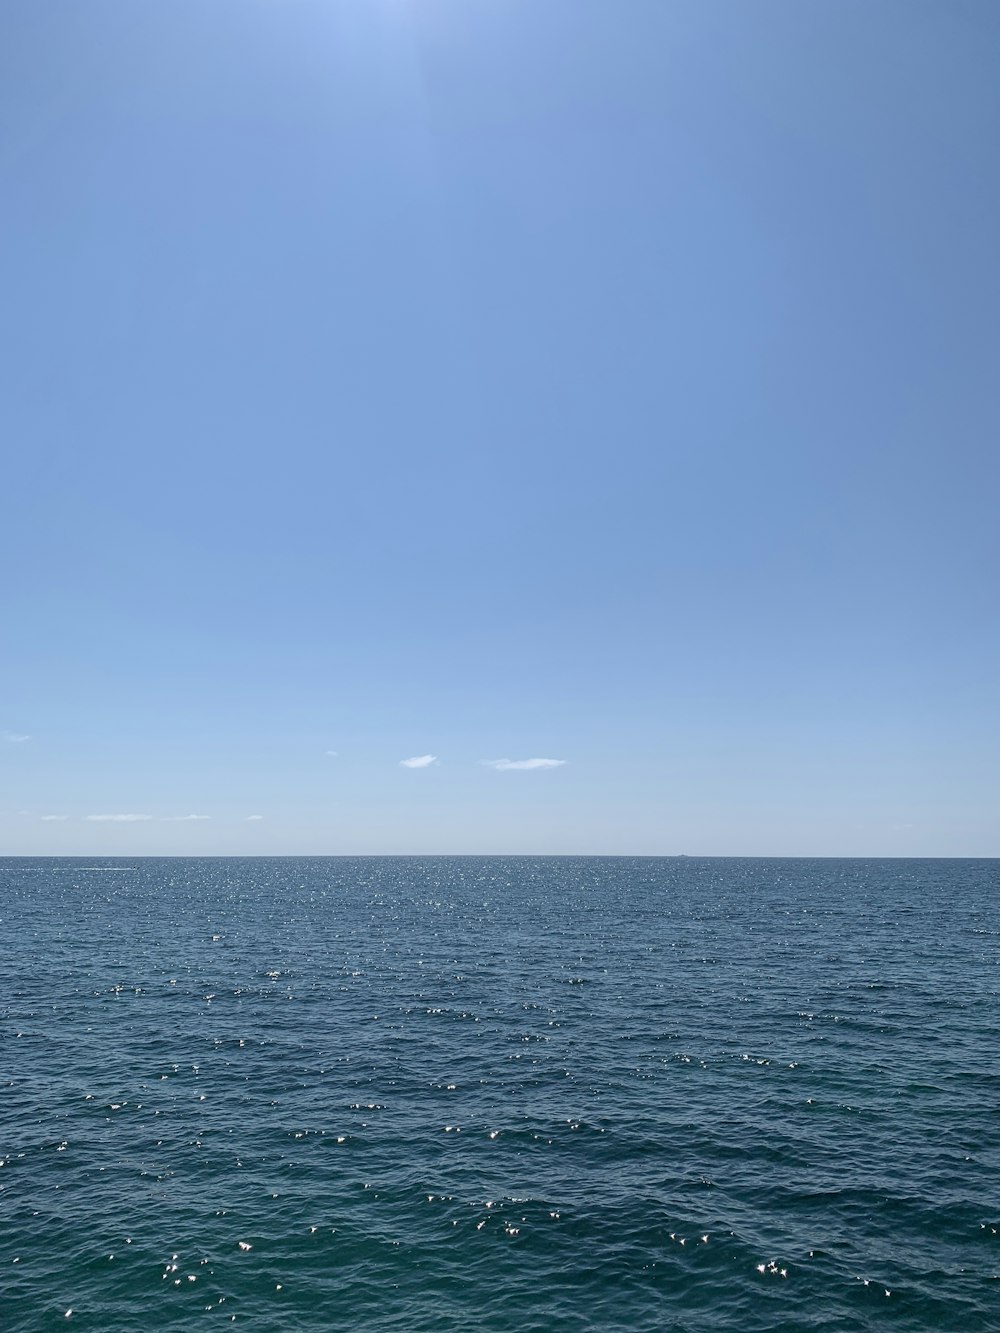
{"left": 1, "top": 856, "right": 998, "bottom": 1331}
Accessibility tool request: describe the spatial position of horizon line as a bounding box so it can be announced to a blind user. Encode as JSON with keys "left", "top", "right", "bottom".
{"left": 0, "top": 853, "right": 997, "bottom": 861}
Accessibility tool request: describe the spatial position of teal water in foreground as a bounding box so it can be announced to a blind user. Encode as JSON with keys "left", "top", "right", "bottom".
{"left": 1, "top": 856, "right": 998, "bottom": 1331}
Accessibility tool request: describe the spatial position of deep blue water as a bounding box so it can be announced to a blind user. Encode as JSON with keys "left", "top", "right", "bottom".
{"left": 1, "top": 857, "right": 998, "bottom": 1331}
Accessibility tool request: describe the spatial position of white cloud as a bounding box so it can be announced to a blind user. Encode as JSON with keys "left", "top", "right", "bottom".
{"left": 161, "top": 814, "right": 211, "bottom": 822}
{"left": 400, "top": 754, "right": 438, "bottom": 768}
{"left": 246, "top": 814, "right": 264, "bottom": 821}
{"left": 3, "top": 732, "right": 30, "bottom": 743}
{"left": 325, "top": 750, "right": 338, "bottom": 757}
{"left": 41, "top": 814, "right": 69, "bottom": 821}
{"left": 85, "top": 813, "right": 153, "bottom": 822}
{"left": 480, "top": 758, "right": 567, "bottom": 771}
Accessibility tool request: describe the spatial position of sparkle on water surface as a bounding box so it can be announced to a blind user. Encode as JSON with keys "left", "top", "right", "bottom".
{"left": 1, "top": 856, "right": 998, "bottom": 1330}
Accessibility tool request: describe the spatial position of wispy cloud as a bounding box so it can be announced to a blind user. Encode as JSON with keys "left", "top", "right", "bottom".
{"left": 325, "top": 750, "right": 338, "bottom": 757}
{"left": 246, "top": 814, "right": 264, "bottom": 821}
{"left": 85, "top": 813, "right": 153, "bottom": 822}
{"left": 400, "top": 754, "right": 438, "bottom": 769}
{"left": 3, "top": 732, "right": 30, "bottom": 743}
{"left": 41, "top": 814, "right": 69, "bottom": 821}
{"left": 480, "top": 758, "right": 567, "bottom": 771}
{"left": 161, "top": 814, "right": 211, "bottom": 822}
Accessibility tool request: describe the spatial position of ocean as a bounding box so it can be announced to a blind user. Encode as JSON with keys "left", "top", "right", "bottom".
{"left": 1, "top": 856, "right": 997, "bottom": 1330}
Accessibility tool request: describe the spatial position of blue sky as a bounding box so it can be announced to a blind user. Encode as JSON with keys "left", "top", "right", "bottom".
{"left": 2, "top": 0, "right": 998, "bottom": 855}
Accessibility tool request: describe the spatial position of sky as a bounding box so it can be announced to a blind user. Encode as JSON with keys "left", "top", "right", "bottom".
{"left": 2, "top": 0, "right": 998, "bottom": 856}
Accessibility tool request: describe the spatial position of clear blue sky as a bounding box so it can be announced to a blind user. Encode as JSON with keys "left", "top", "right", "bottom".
{"left": 2, "top": 0, "right": 998, "bottom": 855}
